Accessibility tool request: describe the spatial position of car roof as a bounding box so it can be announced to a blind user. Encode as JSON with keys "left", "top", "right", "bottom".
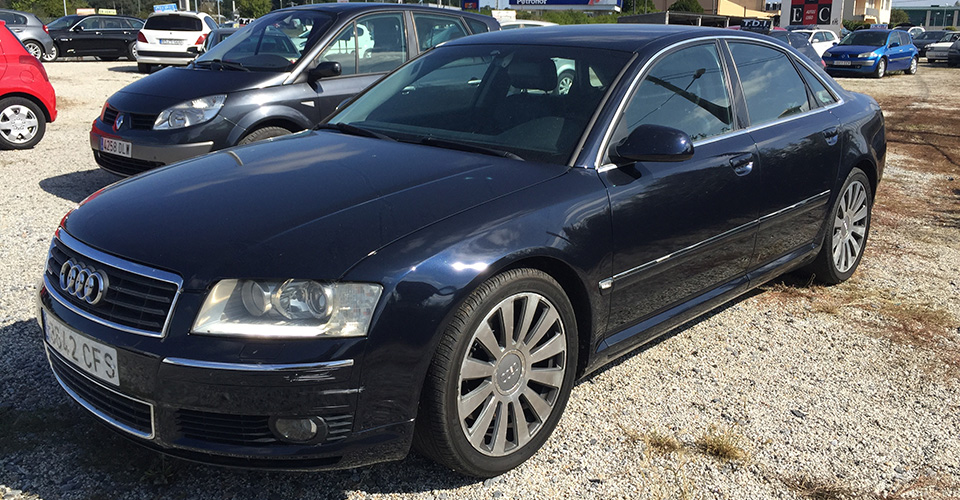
{"left": 280, "top": 2, "right": 495, "bottom": 19}
{"left": 146, "top": 11, "right": 211, "bottom": 18}
{"left": 444, "top": 24, "right": 778, "bottom": 52}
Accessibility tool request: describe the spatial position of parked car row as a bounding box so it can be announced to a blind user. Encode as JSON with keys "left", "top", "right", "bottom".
{"left": 0, "top": 20, "right": 56, "bottom": 149}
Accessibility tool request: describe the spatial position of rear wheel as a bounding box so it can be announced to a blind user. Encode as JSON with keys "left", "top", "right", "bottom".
{"left": 238, "top": 126, "right": 291, "bottom": 145}
{"left": 23, "top": 40, "right": 42, "bottom": 59}
{"left": 906, "top": 56, "right": 918, "bottom": 75}
{"left": 41, "top": 43, "right": 58, "bottom": 62}
{"left": 806, "top": 168, "right": 872, "bottom": 284}
{"left": 0, "top": 97, "right": 46, "bottom": 150}
{"left": 556, "top": 70, "right": 574, "bottom": 96}
{"left": 873, "top": 58, "right": 886, "bottom": 78}
{"left": 414, "top": 268, "right": 578, "bottom": 477}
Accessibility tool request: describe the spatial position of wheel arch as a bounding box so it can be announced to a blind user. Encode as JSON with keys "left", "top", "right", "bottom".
{"left": 0, "top": 92, "right": 52, "bottom": 122}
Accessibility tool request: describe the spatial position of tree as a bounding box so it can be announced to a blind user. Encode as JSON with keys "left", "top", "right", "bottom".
{"left": 889, "top": 8, "right": 909, "bottom": 25}
{"left": 11, "top": 0, "right": 90, "bottom": 18}
{"left": 236, "top": 0, "right": 269, "bottom": 18}
{"left": 668, "top": 0, "right": 704, "bottom": 13}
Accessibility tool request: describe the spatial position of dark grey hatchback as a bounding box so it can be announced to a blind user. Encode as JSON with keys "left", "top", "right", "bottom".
{"left": 90, "top": 3, "right": 498, "bottom": 176}
{"left": 41, "top": 25, "right": 884, "bottom": 477}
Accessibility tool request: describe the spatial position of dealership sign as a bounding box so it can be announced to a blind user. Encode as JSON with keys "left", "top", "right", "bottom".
{"left": 789, "top": 0, "right": 842, "bottom": 30}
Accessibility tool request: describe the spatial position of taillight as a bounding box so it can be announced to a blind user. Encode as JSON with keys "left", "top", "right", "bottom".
{"left": 195, "top": 33, "right": 207, "bottom": 45}
{"left": 137, "top": 32, "right": 147, "bottom": 43}
{"left": 43, "top": 24, "right": 49, "bottom": 34}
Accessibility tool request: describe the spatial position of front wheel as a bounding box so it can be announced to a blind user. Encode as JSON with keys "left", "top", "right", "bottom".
{"left": 873, "top": 58, "right": 886, "bottom": 78}
{"left": 41, "top": 43, "right": 58, "bottom": 62}
{"left": 907, "top": 56, "right": 918, "bottom": 75}
{"left": 806, "top": 168, "right": 873, "bottom": 284}
{"left": 414, "top": 268, "right": 578, "bottom": 477}
{"left": 238, "top": 126, "right": 291, "bottom": 145}
{"left": 128, "top": 41, "right": 138, "bottom": 60}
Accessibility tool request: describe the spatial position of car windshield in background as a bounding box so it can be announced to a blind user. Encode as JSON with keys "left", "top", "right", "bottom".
{"left": 143, "top": 15, "right": 202, "bottom": 31}
{"left": 915, "top": 31, "right": 945, "bottom": 41}
{"left": 195, "top": 10, "right": 333, "bottom": 72}
{"left": 839, "top": 31, "right": 889, "bottom": 47}
{"left": 328, "top": 44, "right": 631, "bottom": 164}
{"left": 47, "top": 16, "right": 78, "bottom": 30}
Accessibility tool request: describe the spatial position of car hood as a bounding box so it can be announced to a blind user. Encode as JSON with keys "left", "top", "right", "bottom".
{"left": 925, "top": 41, "right": 952, "bottom": 50}
{"left": 113, "top": 66, "right": 284, "bottom": 105}
{"left": 826, "top": 45, "right": 882, "bottom": 56}
{"left": 63, "top": 132, "right": 565, "bottom": 290}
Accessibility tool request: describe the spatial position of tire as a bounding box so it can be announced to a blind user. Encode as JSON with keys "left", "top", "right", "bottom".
{"left": 555, "top": 70, "right": 574, "bottom": 96}
{"left": 906, "top": 56, "right": 918, "bottom": 75}
{"left": 806, "top": 168, "right": 872, "bottom": 284}
{"left": 873, "top": 58, "right": 886, "bottom": 79}
{"left": 0, "top": 97, "right": 46, "bottom": 150}
{"left": 23, "top": 40, "right": 42, "bottom": 59}
{"left": 413, "top": 268, "right": 578, "bottom": 477}
{"left": 128, "top": 41, "right": 137, "bottom": 61}
{"left": 137, "top": 63, "right": 152, "bottom": 74}
{"left": 41, "top": 43, "right": 58, "bottom": 62}
{"left": 238, "top": 126, "right": 291, "bottom": 145}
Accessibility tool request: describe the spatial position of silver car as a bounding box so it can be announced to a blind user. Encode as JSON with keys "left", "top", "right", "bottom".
{"left": 0, "top": 9, "right": 54, "bottom": 59}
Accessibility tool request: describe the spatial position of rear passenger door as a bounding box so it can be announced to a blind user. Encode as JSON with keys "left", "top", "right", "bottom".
{"left": 726, "top": 41, "right": 841, "bottom": 276}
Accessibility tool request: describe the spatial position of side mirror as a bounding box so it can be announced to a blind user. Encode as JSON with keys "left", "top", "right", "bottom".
{"left": 889, "top": 42, "right": 900, "bottom": 48}
{"left": 610, "top": 124, "right": 694, "bottom": 164}
{"left": 73, "top": 25, "right": 84, "bottom": 32}
{"left": 308, "top": 61, "right": 341, "bottom": 82}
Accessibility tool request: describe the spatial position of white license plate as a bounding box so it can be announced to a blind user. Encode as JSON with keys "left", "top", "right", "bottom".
{"left": 160, "top": 39, "right": 184, "bottom": 45}
{"left": 101, "top": 137, "right": 131, "bottom": 158}
{"left": 831, "top": 60, "right": 852, "bottom": 66}
{"left": 44, "top": 311, "right": 120, "bottom": 386}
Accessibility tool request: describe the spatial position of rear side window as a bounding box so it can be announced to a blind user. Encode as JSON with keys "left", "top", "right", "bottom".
{"left": 729, "top": 42, "right": 810, "bottom": 127}
{"left": 617, "top": 42, "right": 734, "bottom": 142}
{"left": 101, "top": 18, "right": 124, "bottom": 29}
{"left": 796, "top": 64, "right": 836, "bottom": 106}
{"left": 0, "top": 12, "right": 27, "bottom": 25}
{"left": 145, "top": 15, "right": 203, "bottom": 31}
{"left": 413, "top": 13, "right": 468, "bottom": 52}
{"left": 465, "top": 18, "right": 490, "bottom": 35}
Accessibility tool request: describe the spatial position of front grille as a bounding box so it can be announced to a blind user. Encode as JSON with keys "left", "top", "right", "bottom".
{"left": 176, "top": 410, "right": 354, "bottom": 446}
{"left": 102, "top": 105, "right": 156, "bottom": 130}
{"left": 94, "top": 150, "right": 164, "bottom": 176}
{"left": 48, "top": 347, "right": 154, "bottom": 438}
{"left": 45, "top": 234, "right": 180, "bottom": 337}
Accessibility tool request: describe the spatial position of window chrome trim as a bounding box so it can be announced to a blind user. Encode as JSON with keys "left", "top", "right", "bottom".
{"left": 45, "top": 345, "right": 156, "bottom": 440}
{"left": 161, "top": 357, "right": 354, "bottom": 372}
{"left": 593, "top": 35, "right": 846, "bottom": 169}
{"left": 599, "top": 189, "right": 831, "bottom": 289}
{"left": 47, "top": 229, "right": 183, "bottom": 339}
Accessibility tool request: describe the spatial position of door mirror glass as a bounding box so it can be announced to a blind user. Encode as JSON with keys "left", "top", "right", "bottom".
{"left": 309, "top": 61, "right": 342, "bottom": 81}
{"left": 611, "top": 124, "right": 693, "bottom": 163}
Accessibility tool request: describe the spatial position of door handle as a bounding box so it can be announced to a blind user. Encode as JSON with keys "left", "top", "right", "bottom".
{"left": 729, "top": 153, "right": 754, "bottom": 176}
{"left": 822, "top": 127, "right": 839, "bottom": 146}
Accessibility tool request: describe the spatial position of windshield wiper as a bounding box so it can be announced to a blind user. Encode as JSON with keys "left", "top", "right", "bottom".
{"left": 318, "top": 122, "right": 396, "bottom": 141}
{"left": 194, "top": 59, "right": 249, "bottom": 72}
{"left": 417, "top": 137, "right": 524, "bottom": 161}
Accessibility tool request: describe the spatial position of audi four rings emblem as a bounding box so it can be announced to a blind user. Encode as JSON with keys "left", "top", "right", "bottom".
{"left": 59, "top": 259, "right": 108, "bottom": 305}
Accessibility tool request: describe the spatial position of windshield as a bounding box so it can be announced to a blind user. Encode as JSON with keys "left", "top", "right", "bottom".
{"left": 195, "top": 10, "right": 334, "bottom": 72}
{"left": 48, "top": 15, "right": 79, "bottom": 30}
{"left": 839, "top": 31, "right": 889, "bottom": 47}
{"left": 916, "top": 31, "right": 945, "bottom": 40}
{"left": 939, "top": 34, "right": 958, "bottom": 42}
{"left": 328, "top": 44, "right": 632, "bottom": 164}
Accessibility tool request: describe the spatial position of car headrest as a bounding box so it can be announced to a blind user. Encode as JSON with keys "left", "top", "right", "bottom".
{"left": 507, "top": 59, "right": 558, "bottom": 92}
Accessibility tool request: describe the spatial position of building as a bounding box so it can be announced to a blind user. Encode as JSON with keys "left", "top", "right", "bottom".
{"left": 898, "top": 6, "right": 960, "bottom": 28}
{"left": 639, "top": 0, "right": 776, "bottom": 19}
{"left": 842, "top": 0, "right": 892, "bottom": 24}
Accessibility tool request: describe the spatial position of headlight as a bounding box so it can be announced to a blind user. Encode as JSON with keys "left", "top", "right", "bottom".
{"left": 857, "top": 52, "right": 876, "bottom": 58}
{"left": 153, "top": 94, "right": 226, "bottom": 130}
{"left": 192, "top": 279, "right": 382, "bottom": 338}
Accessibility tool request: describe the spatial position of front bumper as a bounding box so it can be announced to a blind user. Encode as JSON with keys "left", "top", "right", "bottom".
{"left": 823, "top": 58, "right": 879, "bottom": 75}
{"left": 90, "top": 121, "right": 215, "bottom": 176}
{"left": 37, "top": 278, "right": 412, "bottom": 470}
{"left": 926, "top": 51, "right": 948, "bottom": 62}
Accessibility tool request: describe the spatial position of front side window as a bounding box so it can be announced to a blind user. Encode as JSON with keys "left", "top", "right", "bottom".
{"left": 320, "top": 23, "right": 359, "bottom": 75}
{"left": 730, "top": 42, "right": 810, "bottom": 127}
{"left": 77, "top": 17, "right": 102, "bottom": 30}
{"left": 329, "top": 44, "right": 631, "bottom": 164}
{"left": 413, "top": 13, "right": 468, "bottom": 52}
{"left": 615, "top": 43, "right": 734, "bottom": 144}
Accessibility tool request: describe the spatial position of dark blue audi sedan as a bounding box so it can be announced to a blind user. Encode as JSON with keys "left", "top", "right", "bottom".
{"left": 38, "top": 24, "right": 885, "bottom": 477}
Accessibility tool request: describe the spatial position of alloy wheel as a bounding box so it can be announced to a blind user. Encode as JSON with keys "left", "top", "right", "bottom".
{"left": 832, "top": 180, "right": 868, "bottom": 273}
{"left": 457, "top": 291, "right": 567, "bottom": 457}
{"left": 0, "top": 104, "right": 40, "bottom": 145}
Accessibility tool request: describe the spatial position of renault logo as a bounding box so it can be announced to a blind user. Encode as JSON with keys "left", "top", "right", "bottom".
{"left": 113, "top": 113, "right": 124, "bottom": 131}
{"left": 59, "top": 259, "right": 108, "bottom": 305}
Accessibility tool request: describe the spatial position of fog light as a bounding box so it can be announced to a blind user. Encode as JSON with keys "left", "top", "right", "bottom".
{"left": 270, "top": 416, "right": 327, "bottom": 444}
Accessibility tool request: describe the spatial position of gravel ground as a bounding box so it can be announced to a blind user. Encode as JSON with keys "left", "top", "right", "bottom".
{"left": 1, "top": 60, "right": 958, "bottom": 500}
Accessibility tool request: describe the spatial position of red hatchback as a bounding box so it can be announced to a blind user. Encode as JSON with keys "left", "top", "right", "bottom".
{"left": 1, "top": 20, "right": 56, "bottom": 149}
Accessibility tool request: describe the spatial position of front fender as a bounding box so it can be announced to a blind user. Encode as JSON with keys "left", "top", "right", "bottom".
{"left": 342, "top": 168, "right": 613, "bottom": 431}
{"left": 226, "top": 104, "right": 314, "bottom": 145}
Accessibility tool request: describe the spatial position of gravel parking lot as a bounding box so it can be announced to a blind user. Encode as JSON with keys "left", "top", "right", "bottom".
{"left": 1, "top": 59, "right": 958, "bottom": 500}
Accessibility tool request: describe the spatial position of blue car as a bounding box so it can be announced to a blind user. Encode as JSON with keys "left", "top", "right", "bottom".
{"left": 824, "top": 29, "right": 919, "bottom": 78}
